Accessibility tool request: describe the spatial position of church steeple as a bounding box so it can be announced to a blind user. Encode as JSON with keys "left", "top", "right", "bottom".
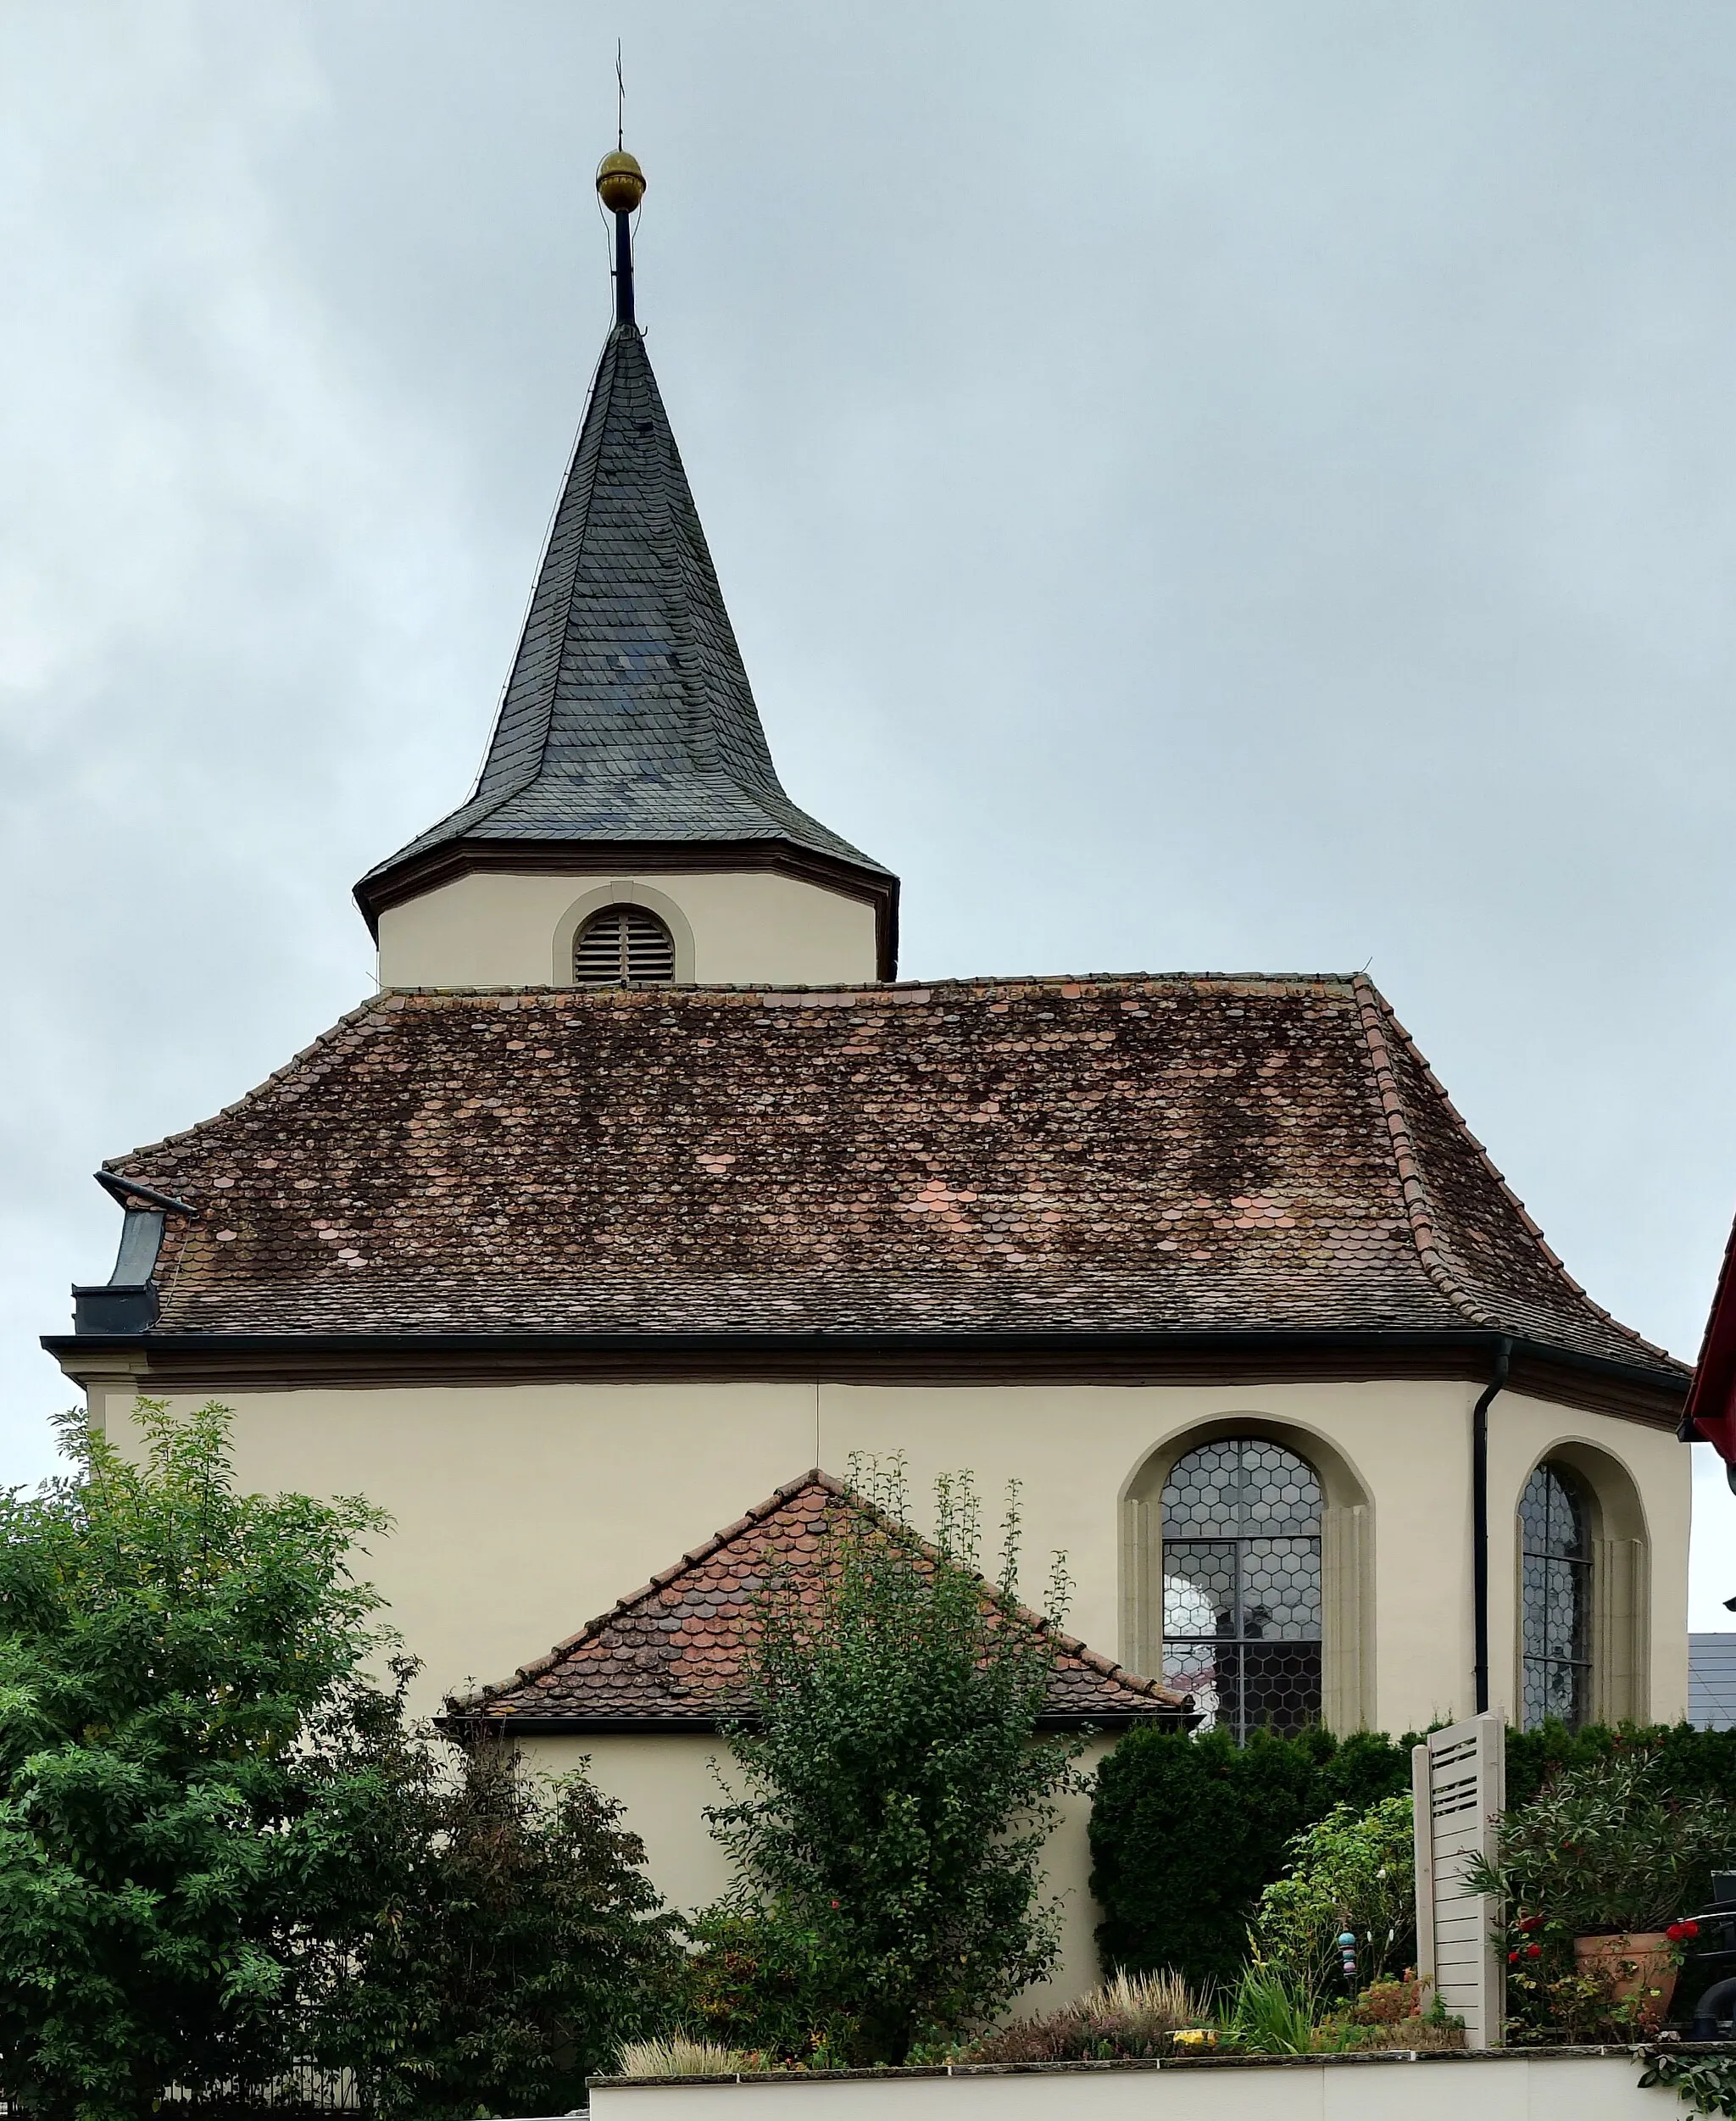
{"left": 356, "top": 148, "right": 897, "bottom": 991}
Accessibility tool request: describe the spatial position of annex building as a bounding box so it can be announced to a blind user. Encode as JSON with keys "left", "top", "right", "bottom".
{"left": 46, "top": 149, "right": 1692, "bottom": 1995}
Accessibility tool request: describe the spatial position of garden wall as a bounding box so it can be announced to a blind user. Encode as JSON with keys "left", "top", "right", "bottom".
{"left": 589, "top": 2048, "right": 1694, "bottom": 2120}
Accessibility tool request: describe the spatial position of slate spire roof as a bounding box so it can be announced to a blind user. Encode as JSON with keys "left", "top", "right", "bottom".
{"left": 442, "top": 1469, "right": 1194, "bottom": 1732}
{"left": 356, "top": 316, "right": 889, "bottom": 916}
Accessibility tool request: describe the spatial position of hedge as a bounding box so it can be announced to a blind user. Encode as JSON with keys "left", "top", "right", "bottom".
{"left": 1505, "top": 1719, "right": 1736, "bottom": 1807}
{"left": 1089, "top": 1719, "right": 1736, "bottom": 1991}
{"left": 1088, "top": 1725, "right": 1416, "bottom": 1989}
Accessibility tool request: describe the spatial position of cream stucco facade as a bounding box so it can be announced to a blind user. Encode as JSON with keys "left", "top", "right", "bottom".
{"left": 515, "top": 1730, "right": 1116, "bottom": 2014}
{"left": 75, "top": 1364, "right": 1688, "bottom": 1999}
{"left": 374, "top": 868, "right": 881, "bottom": 989}
{"left": 80, "top": 1372, "right": 1689, "bottom": 1739}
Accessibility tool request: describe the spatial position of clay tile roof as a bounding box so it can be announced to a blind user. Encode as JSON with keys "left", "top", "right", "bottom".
{"left": 97, "top": 970, "right": 1684, "bottom": 1400}
{"left": 355, "top": 322, "right": 887, "bottom": 913}
{"left": 441, "top": 1469, "right": 1192, "bottom": 1731}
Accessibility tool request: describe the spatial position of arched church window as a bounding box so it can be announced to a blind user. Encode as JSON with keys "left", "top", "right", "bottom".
{"left": 1161, "top": 1437, "right": 1322, "bottom": 1740}
{"left": 1520, "top": 1461, "right": 1592, "bottom": 1731}
{"left": 573, "top": 905, "right": 676, "bottom": 987}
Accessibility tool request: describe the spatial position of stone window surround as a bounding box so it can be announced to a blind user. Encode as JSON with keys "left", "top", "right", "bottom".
{"left": 553, "top": 880, "right": 698, "bottom": 986}
{"left": 1121, "top": 1414, "right": 1375, "bottom": 1736}
{"left": 1511, "top": 1438, "right": 1650, "bottom": 1729}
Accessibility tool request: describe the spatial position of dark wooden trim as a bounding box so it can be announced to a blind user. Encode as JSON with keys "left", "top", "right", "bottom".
{"left": 42, "top": 1327, "right": 1688, "bottom": 1428}
{"left": 354, "top": 837, "right": 900, "bottom": 980}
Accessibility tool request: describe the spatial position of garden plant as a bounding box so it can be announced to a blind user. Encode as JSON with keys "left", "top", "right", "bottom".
{"left": 1249, "top": 1791, "right": 1416, "bottom": 1993}
{"left": 1466, "top": 1751, "right": 1736, "bottom": 2043}
{"left": 1088, "top": 1722, "right": 1417, "bottom": 1986}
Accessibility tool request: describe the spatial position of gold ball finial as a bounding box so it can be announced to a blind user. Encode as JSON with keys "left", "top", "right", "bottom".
{"left": 596, "top": 149, "right": 646, "bottom": 214}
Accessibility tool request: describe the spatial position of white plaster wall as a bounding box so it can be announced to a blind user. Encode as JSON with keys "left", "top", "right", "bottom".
{"left": 588, "top": 2052, "right": 1670, "bottom": 2120}
{"left": 375, "top": 869, "right": 879, "bottom": 988}
{"left": 85, "top": 1374, "right": 1689, "bottom": 1736}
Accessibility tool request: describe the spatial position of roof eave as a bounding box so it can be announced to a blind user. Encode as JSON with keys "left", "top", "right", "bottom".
{"left": 351, "top": 834, "right": 900, "bottom": 980}
{"left": 43, "top": 1324, "right": 1689, "bottom": 1425}
{"left": 433, "top": 1709, "right": 1199, "bottom": 1738}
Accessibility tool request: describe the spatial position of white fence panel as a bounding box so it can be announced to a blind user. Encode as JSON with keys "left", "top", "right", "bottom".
{"left": 1412, "top": 1713, "right": 1505, "bottom": 2048}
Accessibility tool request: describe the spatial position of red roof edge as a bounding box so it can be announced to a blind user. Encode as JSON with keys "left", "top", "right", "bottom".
{"left": 1685, "top": 1210, "right": 1736, "bottom": 1461}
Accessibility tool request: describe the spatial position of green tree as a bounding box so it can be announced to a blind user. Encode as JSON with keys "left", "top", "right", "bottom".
{"left": 700, "top": 1461, "right": 1079, "bottom": 2066}
{"left": 0, "top": 1400, "right": 675, "bottom": 2121}
{"left": 306, "top": 1708, "right": 678, "bottom": 2118}
{"left": 0, "top": 1400, "right": 388, "bottom": 2118}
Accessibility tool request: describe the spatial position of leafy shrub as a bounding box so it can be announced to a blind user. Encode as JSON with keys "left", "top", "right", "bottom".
{"left": 703, "top": 1461, "right": 1081, "bottom": 2065}
{"left": 675, "top": 1909, "right": 838, "bottom": 2068}
{"left": 0, "top": 1400, "right": 676, "bottom": 2121}
{"left": 960, "top": 1969, "right": 1210, "bottom": 2063}
{"left": 1638, "top": 2046, "right": 1736, "bottom": 2118}
{"left": 311, "top": 1721, "right": 679, "bottom": 2118}
{"left": 1339, "top": 1973, "right": 1427, "bottom": 2024}
{"left": 1251, "top": 1794, "right": 1416, "bottom": 1992}
{"left": 0, "top": 1400, "right": 390, "bottom": 2121}
{"left": 1088, "top": 1724, "right": 1416, "bottom": 1987}
{"left": 1316, "top": 1974, "right": 1465, "bottom": 2052}
{"left": 1466, "top": 1751, "right": 1736, "bottom": 1937}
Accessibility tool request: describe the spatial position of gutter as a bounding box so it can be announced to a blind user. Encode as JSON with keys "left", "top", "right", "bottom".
{"left": 1472, "top": 1336, "right": 1512, "bottom": 1717}
{"left": 39, "top": 1323, "right": 1685, "bottom": 1397}
{"left": 434, "top": 1709, "right": 1199, "bottom": 1739}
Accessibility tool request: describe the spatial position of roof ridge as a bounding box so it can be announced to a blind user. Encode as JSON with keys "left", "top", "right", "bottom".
{"left": 107, "top": 989, "right": 392, "bottom": 1181}
{"left": 364, "top": 335, "right": 629, "bottom": 868}
{"left": 1353, "top": 975, "right": 1674, "bottom": 1364}
{"left": 368, "top": 971, "right": 1363, "bottom": 1002}
{"left": 1351, "top": 974, "right": 1496, "bottom": 1329}
{"left": 447, "top": 1466, "right": 1179, "bottom": 1713}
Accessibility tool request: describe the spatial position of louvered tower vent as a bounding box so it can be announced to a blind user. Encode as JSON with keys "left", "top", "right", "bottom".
{"left": 573, "top": 905, "right": 676, "bottom": 987}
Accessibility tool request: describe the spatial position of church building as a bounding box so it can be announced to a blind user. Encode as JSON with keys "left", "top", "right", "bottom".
{"left": 46, "top": 148, "right": 1692, "bottom": 1994}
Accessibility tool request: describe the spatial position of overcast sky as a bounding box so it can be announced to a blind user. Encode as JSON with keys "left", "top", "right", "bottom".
{"left": 6, "top": 3, "right": 1736, "bottom": 1622}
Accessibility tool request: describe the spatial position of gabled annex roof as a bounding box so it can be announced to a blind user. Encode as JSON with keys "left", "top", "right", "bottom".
{"left": 442, "top": 1469, "right": 1192, "bottom": 1732}
{"left": 353, "top": 317, "right": 891, "bottom": 933}
{"left": 60, "top": 971, "right": 1687, "bottom": 1420}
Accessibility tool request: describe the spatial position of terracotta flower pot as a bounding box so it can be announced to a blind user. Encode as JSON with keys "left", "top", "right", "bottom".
{"left": 1572, "top": 1932, "right": 1678, "bottom": 2027}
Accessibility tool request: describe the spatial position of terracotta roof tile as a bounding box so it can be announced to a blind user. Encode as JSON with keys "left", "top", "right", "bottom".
{"left": 105, "top": 971, "right": 1680, "bottom": 1381}
{"left": 442, "top": 1469, "right": 1191, "bottom": 1729}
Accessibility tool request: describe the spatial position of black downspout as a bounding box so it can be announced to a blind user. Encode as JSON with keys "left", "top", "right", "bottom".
{"left": 1472, "top": 1336, "right": 1513, "bottom": 1716}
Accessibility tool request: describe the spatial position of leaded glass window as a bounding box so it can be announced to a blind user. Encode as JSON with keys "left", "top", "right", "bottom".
{"left": 1520, "top": 1462, "right": 1591, "bottom": 1731}
{"left": 1160, "top": 1437, "right": 1322, "bottom": 1740}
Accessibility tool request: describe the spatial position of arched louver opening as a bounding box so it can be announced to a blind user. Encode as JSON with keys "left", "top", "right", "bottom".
{"left": 572, "top": 905, "right": 676, "bottom": 987}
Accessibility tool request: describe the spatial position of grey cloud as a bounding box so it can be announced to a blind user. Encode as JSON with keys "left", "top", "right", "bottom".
{"left": 5, "top": 0, "right": 1736, "bottom": 1611}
